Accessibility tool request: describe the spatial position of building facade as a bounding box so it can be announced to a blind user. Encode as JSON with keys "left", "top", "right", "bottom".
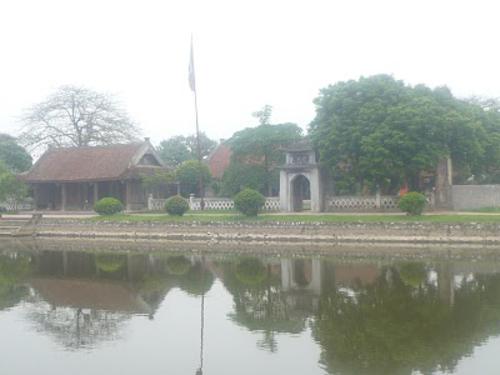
{"left": 22, "top": 140, "right": 173, "bottom": 211}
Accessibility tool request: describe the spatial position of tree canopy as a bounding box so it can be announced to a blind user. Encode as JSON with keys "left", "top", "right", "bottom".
{"left": 20, "top": 85, "right": 141, "bottom": 154}
{"left": 0, "top": 134, "right": 32, "bottom": 172}
{"left": 228, "top": 121, "right": 303, "bottom": 196}
{"left": 309, "top": 75, "right": 500, "bottom": 193}
{"left": 157, "top": 132, "right": 217, "bottom": 167}
{"left": 0, "top": 161, "right": 28, "bottom": 204}
{"left": 175, "top": 160, "right": 212, "bottom": 196}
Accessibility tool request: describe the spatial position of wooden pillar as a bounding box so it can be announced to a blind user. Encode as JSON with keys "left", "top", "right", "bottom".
{"left": 125, "top": 181, "right": 132, "bottom": 211}
{"left": 61, "top": 184, "right": 67, "bottom": 211}
{"left": 33, "top": 185, "right": 39, "bottom": 210}
{"left": 93, "top": 183, "right": 98, "bottom": 204}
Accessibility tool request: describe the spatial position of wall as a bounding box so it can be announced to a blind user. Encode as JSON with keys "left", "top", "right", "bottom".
{"left": 452, "top": 185, "right": 500, "bottom": 210}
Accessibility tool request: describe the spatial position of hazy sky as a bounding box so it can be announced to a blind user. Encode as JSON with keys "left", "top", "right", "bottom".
{"left": 1, "top": 0, "right": 499, "bottom": 145}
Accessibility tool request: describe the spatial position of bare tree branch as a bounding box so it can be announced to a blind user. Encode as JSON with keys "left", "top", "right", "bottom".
{"left": 19, "top": 85, "right": 141, "bottom": 154}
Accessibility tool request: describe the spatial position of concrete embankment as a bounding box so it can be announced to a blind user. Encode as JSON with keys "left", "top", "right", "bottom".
{"left": 22, "top": 218, "right": 500, "bottom": 245}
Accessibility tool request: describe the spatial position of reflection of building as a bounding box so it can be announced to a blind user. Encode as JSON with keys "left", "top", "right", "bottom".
{"left": 281, "top": 257, "right": 322, "bottom": 295}
{"left": 334, "top": 264, "right": 380, "bottom": 287}
{"left": 30, "top": 278, "right": 153, "bottom": 315}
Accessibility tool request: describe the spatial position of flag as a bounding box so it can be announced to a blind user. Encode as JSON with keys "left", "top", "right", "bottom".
{"left": 189, "top": 37, "right": 196, "bottom": 92}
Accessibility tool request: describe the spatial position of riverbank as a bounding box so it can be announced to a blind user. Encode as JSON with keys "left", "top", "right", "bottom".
{"left": 9, "top": 213, "right": 500, "bottom": 245}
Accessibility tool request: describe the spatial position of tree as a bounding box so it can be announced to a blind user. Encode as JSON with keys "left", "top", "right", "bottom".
{"left": 175, "top": 160, "right": 211, "bottom": 196}
{"left": 0, "top": 161, "right": 28, "bottom": 206}
{"left": 157, "top": 132, "right": 217, "bottom": 167}
{"left": 252, "top": 105, "right": 273, "bottom": 125}
{"left": 220, "top": 162, "right": 268, "bottom": 196}
{"left": 309, "top": 75, "right": 500, "bottom": 193}
{"left": 185, "top": 133, "right": 217, "bottom": 160}
{"left": 0, "top": 134, "right": 32, "bottom": 172}
{"left": 229, "top": 123, "right": 303, "bottom": 196}
{"left": 20, "top": 85, "right": 141, "bottom": 154}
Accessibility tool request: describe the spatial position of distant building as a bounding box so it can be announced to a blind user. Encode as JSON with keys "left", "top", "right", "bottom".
{"left": 206, "top": 141, "right": 232, "bottom": 180}
{"left": 22, "top": 139, "right": 173, "bottom": 211}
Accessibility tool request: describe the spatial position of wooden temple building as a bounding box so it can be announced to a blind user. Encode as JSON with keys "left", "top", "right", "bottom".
{"left": 22, "top": 139, "right": 172, "bottom": 211}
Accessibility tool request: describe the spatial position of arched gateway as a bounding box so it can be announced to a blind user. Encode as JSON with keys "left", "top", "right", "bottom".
{"left": 279, "top": 140, "right": 324, "bottom": 212}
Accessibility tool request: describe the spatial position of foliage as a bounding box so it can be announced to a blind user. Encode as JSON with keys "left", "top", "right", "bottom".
{"left": 165, "top": 256, "right": 191, "bottom": 275}
{"left": 220, "top": 162, "right": 268, "bottom": 196}
{"left": 234, "top": 188, "right": 266, "bottom": 216}
{"left": 175, "top": 160, "right": 211, "bottom": 196}
{"left": 398, "top": 192, "right": 426, "bottom": 215}
{"left": 0, "top": 253, "right": 33, "bottom": 310}
{"left": 235, "top": 258, "right": 267, "bottom": 286}
{"left": 309, "top": 75, "right": 500, "bottom": 193}
{"left": 0, "top": 134, "right": 32, "bottom": 172}
{"left": 158, "top": 132, "right": 217, "bottom": 167}
{"left": 398, "top": 262, "right": 428, "bottom": 288}
{"left": 95, "top": 254, "right": 126, "bottom": 273}
{"left": 0, "top": 161, "right": 28, "bottom": 205}
{"left": 141, "top": 170, "right": 175, "bottom": 192}
{"left": 177, "top": 261, "right": 214, "bottom": 296}
{"left": 252, "top": 104, "right": 273, "bottom": 125}
{"left": 229, "top": 122, "right": 302, "bottom": 195}
{"left": 312, "top": 264, "right": 500, "bottom": 375}
{"left": 20, "top": 85, "right": 140, "bottom": 154}
{"left": 164, "top": 195, "right": 189, "bottom": 216}
{"left": 93, "top": 197, "right": 124, "bottom": 215}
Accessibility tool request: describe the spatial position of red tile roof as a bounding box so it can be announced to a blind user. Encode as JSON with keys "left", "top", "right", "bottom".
{"left": 207, "top": 143, "right": 232, "bottom": 179}
{"left": 23, "top": 143, "right": 146, "bottom": 183}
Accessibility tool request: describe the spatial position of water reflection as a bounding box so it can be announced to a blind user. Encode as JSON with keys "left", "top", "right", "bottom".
{"left": 0, "top": 243, "right": 500, "bottom": 374}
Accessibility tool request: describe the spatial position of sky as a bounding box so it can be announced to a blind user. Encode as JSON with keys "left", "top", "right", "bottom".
{"left": 1, "top": 0, "right": 500, "bottom": 146}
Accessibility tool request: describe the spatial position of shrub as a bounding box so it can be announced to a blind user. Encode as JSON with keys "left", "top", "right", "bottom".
{"left": 94, "top": 197, "right": 124, "bottom": 215}
{"left": 165, "top": 195, "right": 189, "bottom": 216}
{"left": 234, "top": 188, "right": 266, "bottom": 216}
{"left": 398, "top": 192, "right": 426, "bottom": 216}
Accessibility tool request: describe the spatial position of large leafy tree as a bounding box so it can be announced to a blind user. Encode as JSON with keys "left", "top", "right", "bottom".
{"left": 175, "top": 160, "right": 212, "bottom": 196}
{"left": 157, "top": 132, "right": 217, "bottom": 167}
{"left": 309, "top": 75, "right": 500, "bottom": 193}
{"left": 0, "top": 134, "right": 32, "bottom": 172}
{"left": 20, "top": 85, "right": 141, "bottom": 154}
{"left": 220, "top": 162, "right": 268, "bottom": 196}
{"left": 229, "top": 119, "right": 303, "bottom": 196}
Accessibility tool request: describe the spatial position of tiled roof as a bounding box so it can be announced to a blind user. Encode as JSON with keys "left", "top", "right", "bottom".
{"left": 207, "top": 143, "right": 232, "bottom": 179}
{"left": 23, "top": 143, "right": 147, "bottom": 182}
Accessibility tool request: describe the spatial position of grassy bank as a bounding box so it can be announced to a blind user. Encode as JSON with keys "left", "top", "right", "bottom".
{"left": 90, "top": 213, "right": 500, "bottom": 224}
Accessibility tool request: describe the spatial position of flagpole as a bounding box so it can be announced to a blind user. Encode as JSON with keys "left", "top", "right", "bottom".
{"left": 190, "top": 35, "right": 205, "bottom": 210}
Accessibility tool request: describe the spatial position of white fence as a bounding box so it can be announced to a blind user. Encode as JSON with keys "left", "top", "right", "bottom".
{"left": 326, "top": 195, "right": 398, "bottom": 211}
{"left": 326, "top": 193, "right": 435, "bottom": 212}
{"left": 0, "top": 198, "right": 34, "bottom": 212}
{"left": 147, "top": 195, "right": 281, "bottom": 212}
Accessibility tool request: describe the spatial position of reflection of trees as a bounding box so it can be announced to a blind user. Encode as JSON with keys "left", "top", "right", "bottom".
{"left": 220, "top": 258, "right": 310, "bottom": 353}
{"left": 313, "top": 264, "right": 500, "bottom": 375}
{"left": 177, "top": 260, "right": 214, "bottom": 297}
{"left": 26, "top": 302, "right": 129, "bottom": 350}
{"left": 0, "top": 253, "right": 33, "bottom": 310}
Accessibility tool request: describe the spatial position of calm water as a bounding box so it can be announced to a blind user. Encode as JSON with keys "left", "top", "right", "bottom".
{"left": 1, "top": 242, "right": 500, "bottom": 374}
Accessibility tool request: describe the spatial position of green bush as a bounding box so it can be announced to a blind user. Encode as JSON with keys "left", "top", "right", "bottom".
{"left": 234, "top": 188, "right": 266, "bottom": 216}
{"left": 94, "top": 197, "right": 124, "bottom": 215}
{"left": 398, "top": 192, "right": 426, "bottom": 216}
{"left": 165, "top": 195, "right": 189, "bottom": 216}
